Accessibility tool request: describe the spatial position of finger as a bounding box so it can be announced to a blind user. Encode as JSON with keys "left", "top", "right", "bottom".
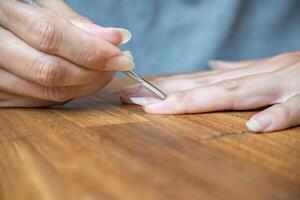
{"left": 37, "top": 0, "right": 90, "bottom": 21}
{"left": 0, "top": 90, "right": 57, "bottom": 107}
{"left": 71, "top": 24, "right": 132, "bottom": 46}
{"left": 207, "top": 53, "right": 300, "bottom": 70}
{"left": 119, "top": 69, "right": 227, "bottom": 101}
{"left": 208, "top": 60, "right": 257, "bottom": 70}
{"left": 246, "top": 94, "right": 300, "bottom": 133}
{"left": 130, "top": 72, "right": 281, "bottom": 114}
{"left": 38, "top": 0, "right": 131, "bottom": 45}
{"left": 0, "top": 68, "right": 114, "bottom": 102}
{"left": 119, "top": 77, "right": 199, "bottom": 104}
{"left": 0, "top": 27, "right": 108, "bottom": 87}
{"left": 0, "top": 1, "right": 134, "bottom": 71}
{"left": 120, "top": 54, "right": 297, "bottom": 103}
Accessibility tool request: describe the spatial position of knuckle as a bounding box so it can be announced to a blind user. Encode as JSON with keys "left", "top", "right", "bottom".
{"left": 31, "top": 56, "right": 64, "bottom": 87}
{"left": 77, "top": 41, "right": 100, "bottom": 66}
{"left": 217, "top": 79, "right": 241, "bottom": 109}
{"left": 168, "top": 91, "right": 192, "bottom": 113}
{"left": 46, "top": 87, "right": 73, "bottom": 103}
{"left": 274, "top": 104, "right": 291, "bottom": 122}
{"left": 31, "top": 18, "right": 62, "bottom": 52}
{"left": 219, "top": 79, "right": 241, "bottom": 92}
{"left": 170, "top": 90, "right": 190, "bottom": 103}
{"left": 191, "top": 75, "right": 212, "bottom": 85}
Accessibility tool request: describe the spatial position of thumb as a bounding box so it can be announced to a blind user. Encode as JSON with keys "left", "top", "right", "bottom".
{"left": 38, "top": 0, "right": 131, "bottom": 45}
{"left": 246, "top": 94, "right": 300, "bottom": 133}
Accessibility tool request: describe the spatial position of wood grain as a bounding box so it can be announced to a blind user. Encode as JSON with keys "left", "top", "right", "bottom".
{"left": 0, "top": 78, "right": 299, "bottom": 200}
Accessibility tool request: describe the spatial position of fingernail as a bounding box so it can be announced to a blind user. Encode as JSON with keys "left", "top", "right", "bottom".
{"left": 105, "top": 55, "right": 135, "bottom": 71}
{"left": 130, "top": 97, "right": 162, "bottom": 106}
{"left": 109, "top": 28, "right": 132, "bottom": 44}
{"left": 123, "top": 50, "right": 134, "bottom": 61}
{"left": 208, "top": 60, "right": 220, "bottom": 69}
{"left": 71, "top": 22, "right": 132, "bottom": 44}
{"left": 246, "top": 114, "right": 272, "bottom": 133}
{"left": 122, "top": 56, "right": 135, "bottom": 70}
{"left": 246, "top": 119, "right": 263, "bottom": 132}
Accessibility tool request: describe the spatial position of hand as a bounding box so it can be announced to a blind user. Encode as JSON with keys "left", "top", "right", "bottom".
{"left": 120, "top": 52, "right": 300, "bottom": 133}
{"left": 0, "top": 0, "right": 134, "bottom": 107}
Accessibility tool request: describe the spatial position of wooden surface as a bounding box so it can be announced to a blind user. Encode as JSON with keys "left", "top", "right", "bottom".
{"left": 0, "top": 78, "right": 299, "bottom": 200}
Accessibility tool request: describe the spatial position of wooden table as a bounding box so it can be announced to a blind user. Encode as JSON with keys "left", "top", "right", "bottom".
{"left": 0, "top": 78, "right": 299, "bottom": 200}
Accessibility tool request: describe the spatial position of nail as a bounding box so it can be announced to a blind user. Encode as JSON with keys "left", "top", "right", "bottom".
{"left": 246, "top": 113, "right": 272, "bottom": 133}
{"left": 110, "top": 28, "right": 132, "bottom": 44}
{"left": 130, "top": 97, "right": 162, "bottom": 106}
{"left": 208, "top": 60, "right": 220, "bottom": 69}
{"left": 123, "top": 50, "right": 134, "bottom": 61}
{"left": 122, "top": 56, "right": 135, "bottom": 70}
{"left": 71, "top": 22, "right": 132, "bottom": 44}
{"left": 246, "top": 119, "right": 264, "bottom": 132}
{"left": 105, "top": 55, "right": 135, "bottom": 71}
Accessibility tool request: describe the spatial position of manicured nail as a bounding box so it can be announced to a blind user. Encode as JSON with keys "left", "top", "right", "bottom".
{"left": 110, "top": 28, "right": 132, "bottom": 44}
{"left": 123, "top": 51, "right": 134, "bottom": 61}
{"left": 130, "top": 97, "right": 162, "bottom": 106}
{"left": 105, "top": 55, "right": 135, "bottom": 71}
{"left": 208, "top": 60, "right": 220, "bottom": 69}
{"left": 246, "top": 114, "right": 272, "bottom": 133}
{"left": 246, "top": 119, "right": 263, "bottom": 132}
{"left": 71, "top": 22, "right": 132, "bottom": 44}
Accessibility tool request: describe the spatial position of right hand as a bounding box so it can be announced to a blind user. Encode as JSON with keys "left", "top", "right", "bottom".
{"left": 0, "top": 0, "right": 134, "bottom": 107}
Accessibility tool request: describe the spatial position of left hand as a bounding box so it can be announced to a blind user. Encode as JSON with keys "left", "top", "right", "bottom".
{"left": 119, "top": 51, "right": 300, "bottom": 133}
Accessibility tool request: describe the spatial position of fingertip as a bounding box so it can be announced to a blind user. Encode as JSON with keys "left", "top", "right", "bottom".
{"left": 143, "top": 98, "right": 175, "bottom": 114}
{"left": 247, "top": 111, "right": 273, "bottom": 133}
{"left": 130, "top": 97, "right": 162, "bottom": 106}
{"left": 125, "top": 96, "right": 167, "bottom": 114}
{"left": 123, "top": 51, "right": 134, "bottom": 61}
{"left": 109, "top": 28, "right": 132, "bottom": 44}
{"left": 246, "top": 118, "right": 264, "bottom": 133}
{"left": 99, "top": 28, "right": 123, "bottom": 45}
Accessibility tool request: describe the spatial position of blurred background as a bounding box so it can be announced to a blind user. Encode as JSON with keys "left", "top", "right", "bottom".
{"left": 65, "top": 0, "right": 300, "bottom": 75}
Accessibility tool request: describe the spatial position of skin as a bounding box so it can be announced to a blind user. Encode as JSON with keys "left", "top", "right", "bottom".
{"left": 1, "top": 1, "right": 298, "bottom": 133}
{"left": 0, "top": 0, "right": 134, "bottom": 107}
{"left": 120, "top": 52, "right": 300, "bottom": 133}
